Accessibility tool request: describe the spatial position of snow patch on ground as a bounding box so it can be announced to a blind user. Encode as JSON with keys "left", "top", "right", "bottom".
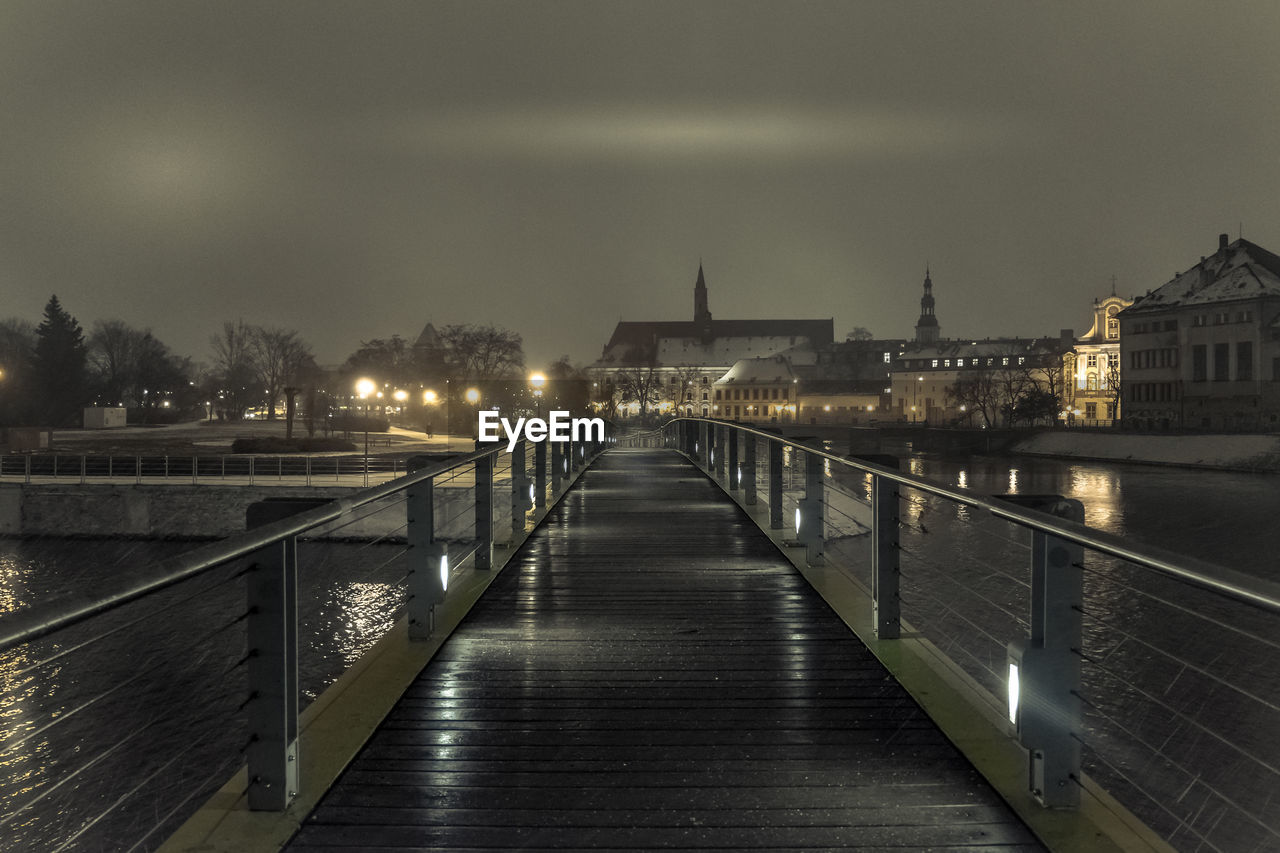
{"left": 1012, "top": 432, "right": 1280, "bottom": 472}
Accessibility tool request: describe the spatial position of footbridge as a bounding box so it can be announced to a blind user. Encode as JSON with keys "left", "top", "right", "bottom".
{"left": 1, "top": 420, "right": 1277, "bottom": 852}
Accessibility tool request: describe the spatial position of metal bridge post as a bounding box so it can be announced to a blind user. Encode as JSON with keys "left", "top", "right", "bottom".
{"left": 797, "top": 447, "right": 825, "bottom": 564}
{"left": 767, "top": 439, "right": 783, "bottom": 529}
{"left": 743, "top": 434, "right": 757, "bottom": 505}
{"left": 534, "top": 441, "right": 547, "bottom": 509}
{"left": 511, "top": 441, "right": 531, "bottom": 536}
{"left": 245, "top": 536, "right": 299, "bottom": 810}
{"left": 474, "top": 447, "right": 494, "bottom": 570}
{"left": 407, "top": 476, "right": 446, "bottom": 639}
{"left": 871, "top": 470, "right": 901, "bottom": 639}
{"left": 551, "top": 441, "right": 563, "bottom": 493}
{"left": 713, "top": 425, "right": 726, "bottom": 482}
{"left": 1003, "top": 495, "right": 1084, "bottom": 809}
{"left": 727, "top": 426, "right": 740, "bottom": 490}
{"left": 244, "top": 499, "right": 330, "bottom": 811}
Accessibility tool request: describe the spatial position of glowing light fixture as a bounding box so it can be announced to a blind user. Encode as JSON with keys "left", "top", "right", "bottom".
{"left": 795, "top": 506, "right": 801, "bottom": 533}
{"left": 423, "top": 389, "right": 438, "bottom": 404}
{"left": 355, "top": 377, "right": 376, "bottom": 398}
{"left": 440, "top": 554, "right": 450, "bottom": 591}
{"left": 465, "top": 388, "right": 480, "bottom": 405}
{"left": 1007, "top": 661, "right": 1020, "bottom": 725}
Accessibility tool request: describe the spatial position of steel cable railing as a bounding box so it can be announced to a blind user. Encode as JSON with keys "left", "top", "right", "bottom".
{"left": 0, "top": 429, "right": 613, "bottom": 851}
{"left": 664, "top": 416, "right": 1280, "bottom": 852}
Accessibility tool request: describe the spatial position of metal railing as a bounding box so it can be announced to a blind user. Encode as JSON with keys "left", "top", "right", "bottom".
{"left": 0, "top": 453, "right": 413, "bottom": 487}
{"left": 663, "top": 417, "right": 1280, "bottom": 852}
{"left": 0, "top": 431, "right": 610, "bottom": 851}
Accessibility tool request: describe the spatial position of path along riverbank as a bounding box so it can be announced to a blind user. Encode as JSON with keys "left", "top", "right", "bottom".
{"left": 1009, "top": 431, "right": 1280, "bottom": 473}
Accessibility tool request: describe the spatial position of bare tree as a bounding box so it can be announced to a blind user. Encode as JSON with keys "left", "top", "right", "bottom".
{"left": 440, "top": 324, "right": 525, "bottom": 380}
{"left": 666, "top": 364, "right": 702, "bottom": 413}
{"left": 251, "top": 327, "right": 313, "bottom": 421}
{"left": 1105, "top": 357, "right": 1124, "bottom": 424}
{"left": 947, "top": 369, "right": 1001, "bottom": 428}
{"left": 89, "top": 320, "right": 139, "bottom": 406}
{"left": 210, "top": 320, "right": 258, "bottom": 421}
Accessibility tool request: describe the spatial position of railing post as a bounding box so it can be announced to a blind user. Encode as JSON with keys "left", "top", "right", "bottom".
{"left": 1003, "top": 495, "right": 1084, "bottom": 809}
{"left": 474, "top": 448, "right": 493, "bottom": 570}
{"left": 511, "top": 441, "right": 531, "bottom": 537}
{"left": 797, "top": 446, "right": 824, "bottom": 564}
{"left": 243, "top": 499, "right": 328, "bottom": 812}
{"left": 406, "top": 475, "right": 446, "bottom": 640}
{"left": 872, "top": 466, "right": 901, "bottom": 639}
{"left": 80, "top": 455, "right": 86, "bottom": 485}
{"left": 728, "top": 426, "right": 740, "bottom": 490}
{"left": 743, "top": 434, "right": 757, "bottom": 505}
{"left": 534, "top": 440, "right": 547, "bottom": 509}
{"left": 768, "top": 439, "right": 783, "bottom": 529}
{"left": 135, "top": 455, "right": 141, "bottom": 485}
{"left": 551, "top": 441, "right": 563, "bottom": 494}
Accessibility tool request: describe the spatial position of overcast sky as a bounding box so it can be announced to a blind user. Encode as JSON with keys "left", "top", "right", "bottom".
{"left": 3, "top": 2, "right": 1278, "bottom": 370}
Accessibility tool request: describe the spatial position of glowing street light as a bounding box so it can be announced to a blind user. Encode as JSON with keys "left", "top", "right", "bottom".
{"left": 355, "top": 377, "right": 376, "bottom": 399}
{"left": 393, "top": 389, "right": 408, "bottom": 403}
{"left": 423, "top": 389, "right": 438, "bottom": 404}
{"left": 465, "top": 387, "right": 480, "bottom": 405}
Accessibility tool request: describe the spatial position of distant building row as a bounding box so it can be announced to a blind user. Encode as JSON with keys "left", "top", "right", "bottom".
{"left": 589, "top": 234, "right": 1280, "bottom": 432}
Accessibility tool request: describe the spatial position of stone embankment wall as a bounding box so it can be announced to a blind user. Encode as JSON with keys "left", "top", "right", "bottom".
{"left": 0, "top": 483, "right": 492, "bottom": 539}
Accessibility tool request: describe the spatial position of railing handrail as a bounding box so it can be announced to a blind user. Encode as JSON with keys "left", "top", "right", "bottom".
{"left": 670, "top": 416, "right": 1280, "bottom": 614}
{"left": 0, "top": 444, "right": 504, "bottom": 652}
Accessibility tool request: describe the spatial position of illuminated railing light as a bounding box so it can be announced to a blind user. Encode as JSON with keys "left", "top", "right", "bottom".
{"left": 440, "top": 554, "right": 450, "bottom": 592}
{"left": 528, "top": 484, "right": 535, "bottom": 503}
{"left": 795, "top": 507, "right": 801, "bottom": 533}
{"left": 1007, "top": 661, "right": 1020, "bottom": 725}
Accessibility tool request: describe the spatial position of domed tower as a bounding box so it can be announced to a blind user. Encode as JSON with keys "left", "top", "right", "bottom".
{"left": 914, "top": 267, "right": 940, "bottom": 345}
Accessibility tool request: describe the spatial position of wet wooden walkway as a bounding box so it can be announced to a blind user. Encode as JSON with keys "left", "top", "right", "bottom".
{"left": 286, "top": 449, "right": 1043, "bottom": 851}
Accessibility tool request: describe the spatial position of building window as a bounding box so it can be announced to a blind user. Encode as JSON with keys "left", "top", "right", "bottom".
{"left": 702, "top": 391, "right": 708, "bottom": 401}
{"left": 1085, "top": 402, "right": 1097, "bottom": 418}
{"left": 772, "top": 388, "right": 779, "bottom": 399}
{"left": 701, "top": 377, "right": 708, "bottom": 384}
{"left": 715, "top": 390, "right": 722, "bottom": 400}
{"left": 1214, "top": 343, "right": 1230, "bottom": 381}
{"left": 883, "top": 352, "right": 891, "bottom": 363}
{"left": 1238, "top": 341, "right": 1253, "bottom": 381}
{"left": 1086, "top": 373, "right": 1098, "bottom": 391}
{"left": 1002, "top": 357, "right": 1009, "bottom": 366}
{"left": 931, "top": 359, "right": 939, "bottom": 367}
{"left": 1087, "top": 354, "right": 1098, "bottom": 368}
{"left": 1194, "top": 315, "right": 1206, "bottom": 327}
{"left": 956, "top": 358, "right": 964, "bottom": 367}
{"left": 1192, "top": 345, "right": 1207, "bottom": 382}
{"left": 943, "top": 359, "right": 951, "bottom": 367}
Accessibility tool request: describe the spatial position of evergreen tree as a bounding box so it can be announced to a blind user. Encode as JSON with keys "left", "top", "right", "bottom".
{"left": 31, "top": 295, "right": 89, "bottom": 426}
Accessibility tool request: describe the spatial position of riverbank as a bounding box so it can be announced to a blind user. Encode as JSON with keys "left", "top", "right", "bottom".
{"left": 1010, "top": 431, "right": 1280, "bottom": 473}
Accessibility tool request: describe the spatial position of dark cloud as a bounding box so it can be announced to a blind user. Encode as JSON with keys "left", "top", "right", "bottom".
{"left": 2, "top": 2, "right": 1278, "bottom": 370}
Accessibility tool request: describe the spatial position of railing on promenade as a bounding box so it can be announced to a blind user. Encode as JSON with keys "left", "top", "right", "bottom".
{"left": 0, "top": 453, "right": 419, "bottom": 487}
{"left": 0, "top": 430, "right": 611, "bottom": 852}
{"left": 663, "top": 417, "right": 1280, "bottom": 853}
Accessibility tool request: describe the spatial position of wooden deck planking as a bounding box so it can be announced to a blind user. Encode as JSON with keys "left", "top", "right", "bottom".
{"left": 286, "top": 449, "right": 1042, "bottom": 851}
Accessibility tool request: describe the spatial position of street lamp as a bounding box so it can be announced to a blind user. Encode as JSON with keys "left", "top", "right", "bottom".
{"left": 529, "top": 372, "right": 546, "bottom": 419}
{"left": 355, "top": 377, "right": 375, "bottom": 484}
{"left": 422, "top": 389, "right": 439, "bottom": 438}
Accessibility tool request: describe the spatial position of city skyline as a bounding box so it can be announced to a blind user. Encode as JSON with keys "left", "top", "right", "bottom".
{"left": 3, "top": 2, "right": 1278, "bottom": 369}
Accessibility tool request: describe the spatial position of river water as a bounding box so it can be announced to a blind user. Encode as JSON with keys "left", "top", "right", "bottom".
{"left": 1, "top": 452, "right": 1277, "bottom": 851}
{"left": 820, "top": 448, "right": 1280, "bottom": 853}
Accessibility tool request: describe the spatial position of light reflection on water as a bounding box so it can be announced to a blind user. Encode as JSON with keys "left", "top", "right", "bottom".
{"left": 828, "top": 449, "right": 1280, "bottom": 850}
{"left": 0, "top": 538, "right": 410, "bottom": 852}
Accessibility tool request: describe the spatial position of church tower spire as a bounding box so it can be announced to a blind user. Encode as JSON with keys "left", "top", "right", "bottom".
{"left": 914, "top": 267, "right": 940, "bottom": 345}
{"left": 693, "top": 263, "right": 713, "bottom": 342}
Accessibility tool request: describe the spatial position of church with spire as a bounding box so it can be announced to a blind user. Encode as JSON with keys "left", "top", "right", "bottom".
{"left": 914, "top": 267, "right": 940, "bottom": 345}
{"left": 591, "top": 264, "right": 834, "bottom": 417}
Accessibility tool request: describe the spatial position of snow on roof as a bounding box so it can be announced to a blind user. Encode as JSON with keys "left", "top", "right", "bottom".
{"left": 716, "top": 355, "right": 798, "bottom": 385}
{"left": 1124, "top": 238, "right": 1280, "bottom": 314}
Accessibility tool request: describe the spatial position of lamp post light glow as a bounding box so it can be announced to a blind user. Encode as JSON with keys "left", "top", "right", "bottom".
{"left": 423, "top": 389, "right": 438, "bottom": 404}
{"left": 440, "top": 554, "right": 450, "bottom": 592}
{"left": 465, "top": 388, "right": 480, "bottom": 405}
